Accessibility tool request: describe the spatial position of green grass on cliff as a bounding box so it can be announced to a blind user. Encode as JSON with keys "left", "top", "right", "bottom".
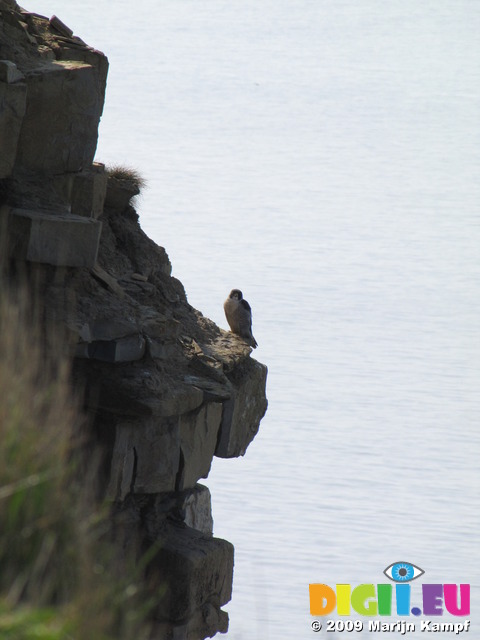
{"left": 0, "top": 288, "right": 153, "bottom": 640}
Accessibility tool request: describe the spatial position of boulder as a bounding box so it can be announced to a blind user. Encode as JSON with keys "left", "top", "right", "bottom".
{"left": 182, "top": 484, "right": 214, "bottom": 535}
{"left": 0, "top": 72, "right": 26, "bottom": 178}
{"left": 106, "top": 418, "right": 180, "bottom": 500}
{"left": 75, "top": 334, "right": 146, "bottom": 363}
{"left": 0, "top": 59, "right": 24, "bottom": 83}
{"left": 178, "top": 403, "right": 223, "bottom": 490}
{"left": 105, "top": 176, "right": 140, "bottom": 211}
{"left": 151, "top": 523, "right": 233, "bottom": 628}
{"left": 1, "top": 205, "right": 102, "bottom": 267}
{"left": 216, "top": 357, "right": 268, "bottom": 458}
{"left": 70, "top": 162, "right": 108, "bottom": 218}
{"left": 14, "top": 60, "right": 106, "bottom": 174}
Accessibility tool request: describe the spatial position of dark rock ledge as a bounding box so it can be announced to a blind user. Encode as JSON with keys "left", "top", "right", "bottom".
{"left": 0, "top": 2, "right": 268, "bottom": 638}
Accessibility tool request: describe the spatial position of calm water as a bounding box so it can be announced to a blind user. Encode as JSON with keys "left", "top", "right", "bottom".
{"left": 35, "top": 1, "right": 480, "bottom": 637}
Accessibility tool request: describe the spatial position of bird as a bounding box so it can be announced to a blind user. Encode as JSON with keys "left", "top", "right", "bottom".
{"left": 223, "top": 289, "right": 258, "bottom": 348}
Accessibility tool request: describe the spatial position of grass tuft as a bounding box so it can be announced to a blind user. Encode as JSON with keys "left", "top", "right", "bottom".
{"left": 106, "top": 165, "right": 146, "bottom": 190}
{"left": 0, "top": 286, "right": 154, "bottom": 639}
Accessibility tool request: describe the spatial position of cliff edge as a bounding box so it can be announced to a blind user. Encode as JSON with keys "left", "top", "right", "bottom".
{"left": 0, "top": 3, "right": 268, "bottom": 638}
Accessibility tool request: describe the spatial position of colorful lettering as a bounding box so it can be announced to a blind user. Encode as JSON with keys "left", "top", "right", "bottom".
{"left": 309, "top": 583, "right": 336, "bottom": 616}
{"left": 377, "top": 584, "right": 392, "bottom": 615}
{"left": 336, "top": 584, "right": 351, "bottom": 615}
{"left": 351, "top": 584, "right": 377, "bottom": 615}
{"left": 308, "top": 582, "right": 470, "bottom": 617}
{"left": 423, "top": 584, "right": 443, "bottom": 615}
{"left": 444, "top": 584, "right": 470, "bottom": 616}
{"left": 395, "top": 584, "right": 411, "bottom": 615}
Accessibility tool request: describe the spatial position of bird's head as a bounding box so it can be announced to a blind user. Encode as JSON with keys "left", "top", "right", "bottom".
{"left": 229, "top": 289, "right": 243, "bottom": 300}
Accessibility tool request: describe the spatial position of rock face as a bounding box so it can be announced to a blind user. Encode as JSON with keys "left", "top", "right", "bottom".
{"left": 0, "top": 5, "right": 107, "bottom": 179}
{"left": 0, "top": 3, "right": 268, "bottom": 639}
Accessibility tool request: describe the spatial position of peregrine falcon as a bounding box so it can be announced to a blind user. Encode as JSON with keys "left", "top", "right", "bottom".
{"left": 224, "top": 289, "right": 258, "bottom": 348}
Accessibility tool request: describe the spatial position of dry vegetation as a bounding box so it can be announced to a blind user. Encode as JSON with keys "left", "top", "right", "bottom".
{"left": 106, "top": 165, "right": 146, "bottom": 190}
{"left": 0, "top": 286, "right": 154, "bottom": 639}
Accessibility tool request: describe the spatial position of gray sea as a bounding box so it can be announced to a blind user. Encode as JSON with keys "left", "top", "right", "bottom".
{"left": 35, "top": 1, "right": 480, "bottom": 637}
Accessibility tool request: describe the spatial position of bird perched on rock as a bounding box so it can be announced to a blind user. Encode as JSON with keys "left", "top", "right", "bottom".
{"left": 224, "top": 289, "right": 258, "bottom": 348}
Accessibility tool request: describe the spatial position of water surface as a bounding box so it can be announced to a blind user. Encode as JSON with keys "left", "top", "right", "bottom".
{"left": 34, "top": 1, "right": 480, "bottom": 637}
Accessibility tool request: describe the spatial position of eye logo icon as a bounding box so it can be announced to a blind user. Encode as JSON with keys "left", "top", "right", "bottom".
{"left": 384, "top": 561, "right": 424, "bottom": 583}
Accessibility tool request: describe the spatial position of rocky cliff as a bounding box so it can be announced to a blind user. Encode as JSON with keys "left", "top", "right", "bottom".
{"left": 0, "top": 3, "right": 268, "bottom": 638}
